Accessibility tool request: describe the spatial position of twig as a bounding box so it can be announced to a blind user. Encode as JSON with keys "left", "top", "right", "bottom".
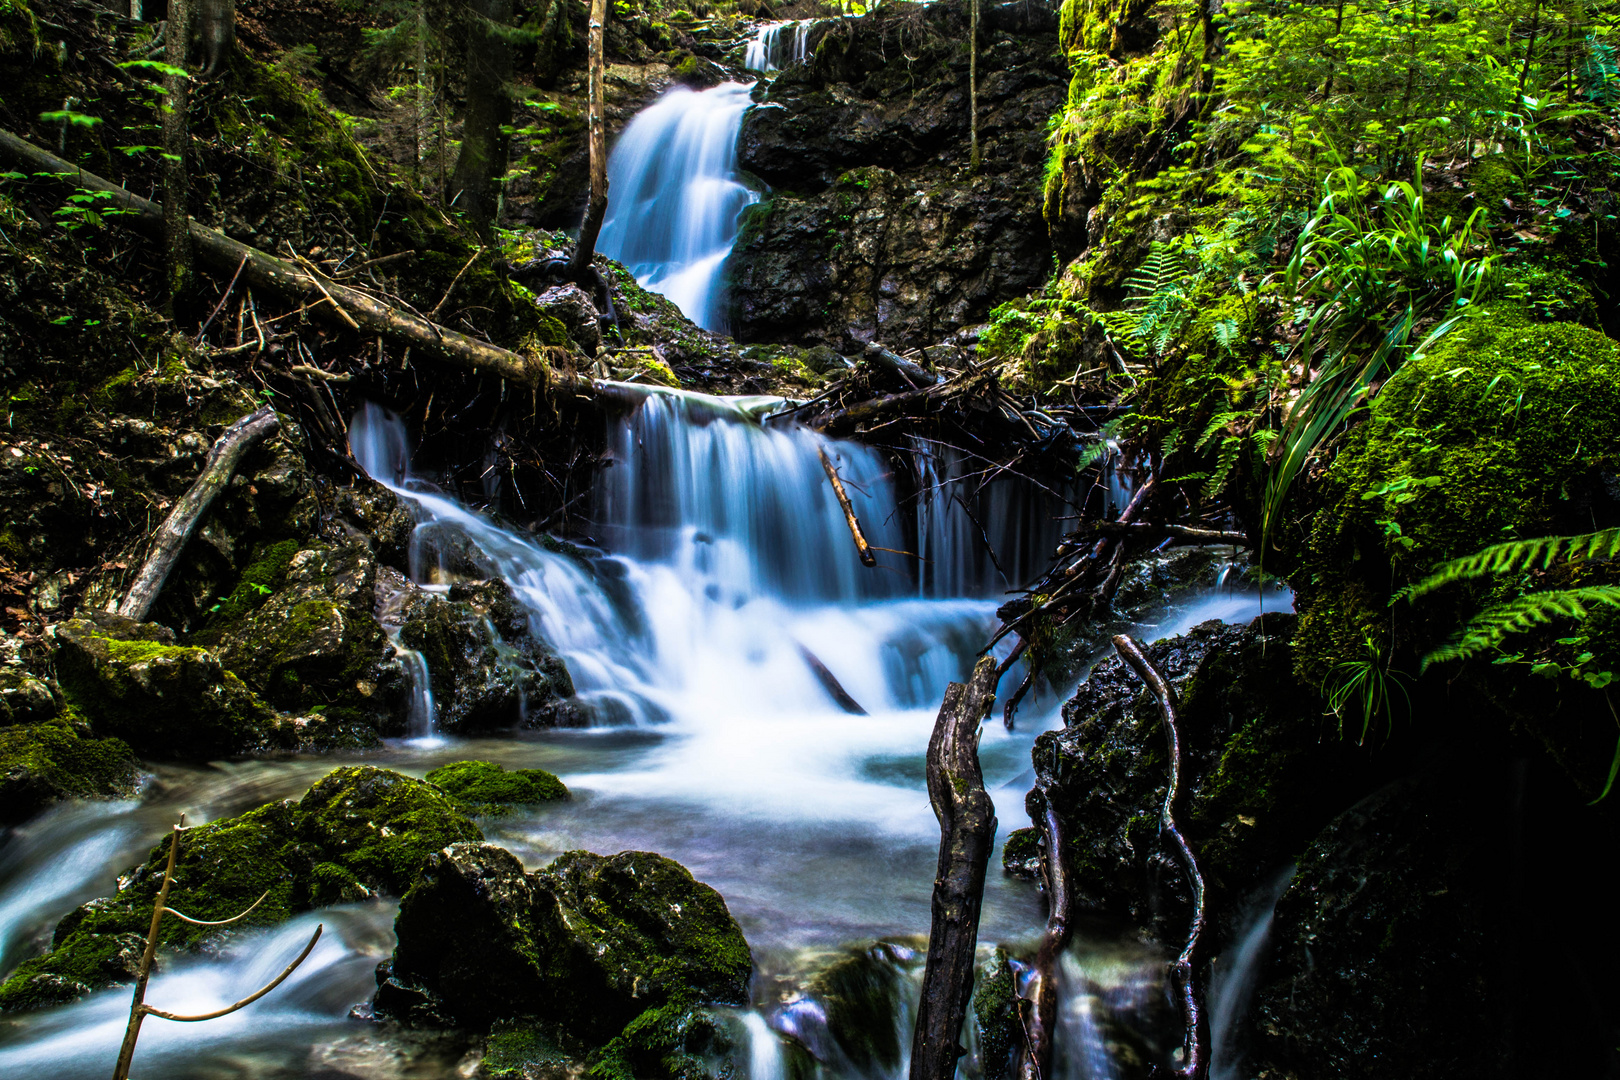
{"left": 291, "top": 250, "right": 361, "bottom": 330}
{"left": 194, "top": 252, "right": 249, "bottom": 344}
{"left": 429, "top": 247, "right": 483, "bottom": 320}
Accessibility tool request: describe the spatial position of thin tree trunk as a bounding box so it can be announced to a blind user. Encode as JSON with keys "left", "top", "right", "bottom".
{"left": 162, "top": 0, "right": 192, "bottom": 313}
{"left": 117, "top": 408, "right": 280, "bottom": 622}
{"left": 1018, "top": 794, "right": 1073, "bottom": 1080}
{"left": 910, "top": 656, "right": 1000, "bottom": 1080}
{"left": 0, "top": 126, "right": 557, "bottom": 385}
{"left": 969, "top": 0, "right": 980, "bottom": 172}
{"left": 567, "top": 0, "right": 609, "bottom": 280}
{"left": 416, "top": 5, "right": 429, "bottom": 182}
{"left": 450, "top": 0, "right": 514, "bottom": 237}
{"left": 1518, "top": 0, "right": 1544, "bottom": 100}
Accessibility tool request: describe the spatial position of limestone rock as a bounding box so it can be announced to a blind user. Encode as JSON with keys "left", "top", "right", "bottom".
{"left": 378, "top": 844, "right": 753, "bottom": 1036}
{"left": 53, "top": 612, "right": 287, "bottom": 758}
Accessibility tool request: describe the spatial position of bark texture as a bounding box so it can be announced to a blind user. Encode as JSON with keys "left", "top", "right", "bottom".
{"left": 566, "top": 0, "right": 608, "bottom": 280}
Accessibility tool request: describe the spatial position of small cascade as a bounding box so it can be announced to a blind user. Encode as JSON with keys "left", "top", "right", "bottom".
{"left": 745, "top": 20, "right": 814, "bottom": 71}
{"left": 741, "top": 1011, "right": 786, "bottom": 1080}
{"left": 598, "top": 83, "right": 759, "bottom": 331}
{"left": 1208, "top": 867, "right": 1295, "bottom": 1080}
{"left": 0, "top": 802, "right": 138, "bottom": 976}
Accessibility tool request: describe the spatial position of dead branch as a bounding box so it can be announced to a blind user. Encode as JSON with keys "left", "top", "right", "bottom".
{"left": 910, "top": 656, "right": 1000, "bottom": 1080}
{"left": 115, "top": 407, "right": 280, "bottom": 622}
{"left": 0, "top": 127, "right": 556, "bottom": 386}
{"left": 1112, "top": 634, "right": 1208, "bottom": 1080}
{"left": 819, "top": 446, "right": 878, "bottom": 567}
{"left": 1082, "top": 522, "right": 1249, "bottom": 546}
{"left": 798, "top": 644, "right": 867, "bottom": 715}
{"left": 141, "top": 924, "right": 323, "bottom": 1022}
{"left": 1018, "top": 793, "right": 1073, "bottom": 1080}
{"left": 864, "top": 341, "right": 940, "bottom": 389}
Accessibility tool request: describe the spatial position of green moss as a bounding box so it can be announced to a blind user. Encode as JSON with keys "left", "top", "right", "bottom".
{"left": 0, "top": 929, "right": 145, "bottom": 1011}
{"left": 195, "top": 539, "right": 302, "bottom": 636}
{"left": 590, "top": 998, "right": 731, "bottom": 1080}
{"left": 0, "top": 718, "right": 140, "bottom": 825}
{"left": 299, "top": 765, "right": 484, "bottom": 892}
{"left": 485, "top": 1027, "right": 575, "bottom": 1078}
{"left": 973, "top": 947, "right": 1019, "bottom": 1080}
{"left": 425, "top": 759, "right": 568, "bottom": 812}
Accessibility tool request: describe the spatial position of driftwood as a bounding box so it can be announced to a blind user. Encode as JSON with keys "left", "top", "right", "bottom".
{"left": 1112, "top": 634, "right": 1208, "bottom": 1080}
{"left": 910, "top": 656, "right": 1000, "bottom": 1080}
{"left": 116, "top": 407, "right": 280, "bottom": 622}
{"left": 818, "top": 446, "right": 877, "bottom": 567}
{"left": 1019, "top": 793, "right": 1074, "bottom": 1080}
{"left": 864, "top": 341, "right": 940, "bottom": 389}
{"left": 0, "top": 127, "right": 551, "bottom": 386}
{"left": 112, "top": 818, "right": 322, "bottom": 1080}
{"left": 798, "top": 644, "right": 867, "bottom": 715}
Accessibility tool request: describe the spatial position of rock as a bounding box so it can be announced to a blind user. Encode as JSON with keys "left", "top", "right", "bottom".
{"left": 215, "top": 537, "right": 406, "bottom": 738}
{"left": 535, "top": 283, "right": 603, "bottom": 355}
{"left": 379, "top": 844, "right": 752, "bottom": 1038}
{"left": 398, "top": 579, "right": 581, "bottom": 732}
{"left": 0, "top": 717, "right": 141, "bottom": 825}
{"left": 426, "top": 759, "right": 569, "bottom": 811}
{"left": 728, "top": 2, "right": 1065, "bottom": 351}
{"left": 1016, "top": 615, "right": 1367, "bottom": 933}
{"left": 0, "top": 665, "right": 57, "bottom": 726}
{"left": 52, "top": 612, "right": 289, "bottom": 758}
{"left": 0, "top": 765, "right": 480, "bottom": 1011}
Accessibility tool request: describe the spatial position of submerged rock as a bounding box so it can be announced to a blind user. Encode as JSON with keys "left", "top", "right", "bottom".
{"left": 398, "top": 579, "right": 581, "bottom": 731}
{"left": 0, "top": 765, "right": 480, "bottom": 1012}
{"left": 426, "top": 759, "right": 569, "bottom": 812}
{"left": 52, "top": 612, "right": 289, "bottom": 758}
{"left": 377, "top": 844, "right": 752, "bottom": 1038}
{"left": 0, "top": 717, "right": 141, "bottom": 825}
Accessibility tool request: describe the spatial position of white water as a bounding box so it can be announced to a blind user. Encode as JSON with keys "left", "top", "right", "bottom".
{"left": 745, "top": 21, "right": 813, "bottom": 72}
{"left": 598, "top": 83, "right": 759, "bottom": 331}
{"left": 1209, "top": 867, "right": 1296, "bottom": 1080}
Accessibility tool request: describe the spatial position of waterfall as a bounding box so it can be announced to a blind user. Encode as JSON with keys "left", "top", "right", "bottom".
{"left": 598, "top": 83, "right": 758, "bottom": 332}
{"left": 745, "top": 21, "right": 813, "bottom": 72}
{"left": 1208, "top": 867, "right": 1295, "bottom": 1080}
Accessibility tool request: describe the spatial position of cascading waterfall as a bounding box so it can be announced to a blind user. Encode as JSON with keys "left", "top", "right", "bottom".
{"left": 745, "top": 20, "right": 813, "bottom": 71}
{"left": 1208, "top": 867, "right": 1296, "bottom": 1080}
{"left": 597, "top": 83, "right": 759, "bottom": 331}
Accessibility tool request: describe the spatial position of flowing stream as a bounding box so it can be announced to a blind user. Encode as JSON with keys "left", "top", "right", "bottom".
{"left": 0, "top": 80, "right": 1291, "bottom": 1080}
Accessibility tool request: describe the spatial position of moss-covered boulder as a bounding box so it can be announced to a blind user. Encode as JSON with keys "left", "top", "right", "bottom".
{"left": 377, "top": 844, "right": 752, "bottom": 1039}
{"left": 52, "top": 613, "right": 288, "bottom": 758}
{"left": 1015, "top": 615, "right": 1368, "bottom": 931}
{"left": 0, "top": 665, "right": 57, "bottom": 726}
{"left": 426, "top": 759, "right": 569, "bottom": 812}
{"left": 398, "top": 579, "right": 580, "bottom": 732}
{"left": 215, "top": 537, "right": 405, "bottom": 737}
{"left": 0, "top": 765, "right": 480, "bottom": 1011}
{"left": 0, "top": 717, "right": 141, "bottom": 825}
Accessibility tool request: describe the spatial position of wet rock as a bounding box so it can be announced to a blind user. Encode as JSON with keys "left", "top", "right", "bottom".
{"left": 398, "top": 579, "right": 581, "bottom": 732}
{"left": 331, "top": 477, "right": 419, "bottom": 571}
{"left": 972, "top": 947, "right": 1020, "bottom": 1080}
{"left": 729, "top": 2, "right": 1065, "bottom": 351}
{"left": 0, "top": 717, "right": 141, "bottom": 825}
{"left": 215, "top": 537, "right": 406, "bottom": 738}
{"left": 0, "top": 765, "right": 481, "bottom": 1011}
{"left": 0, "top": 665, "right": 57, "bottom": 726}
{"left": 1017, "top": 615, "right": 1366, "bottom": 934}
{"left": 52, "top": 612, "right": 289, "bottom": 758}
{"left": 535, "top": 283, "right": 603, "bottom": 355}
{"left": 426, "top": 759, "right": 569, "bottom": 812}
{"left": 378, "top": 844, "right": 752, "bottom": 1037}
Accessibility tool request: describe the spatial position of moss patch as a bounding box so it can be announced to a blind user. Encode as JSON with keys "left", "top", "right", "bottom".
{"left": 426, "top": 759, "right": 568, "bottom": 812}
{"left": 0, "top": 718, "right": 140, "bottom": 825}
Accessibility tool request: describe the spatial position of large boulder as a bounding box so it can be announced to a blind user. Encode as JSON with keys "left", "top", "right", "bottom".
{"left": 53, "top": 613, "right": 289, "bottom": 758}
{"left": 0, "top": 717, "right": 141, "bottom": 825}
{"left": 377, "top": 844, "right": 753, "bottom": 1038}
{"left": 397, "top": 579, "right": 581, "bottom": 731}
{"left": 0, "top": 765, "right": 480, "bottom": 1011}
{"left": 215, "top": 537, "right": 406, "bottom": 737}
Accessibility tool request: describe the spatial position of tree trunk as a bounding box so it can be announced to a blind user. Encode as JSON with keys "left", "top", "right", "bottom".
{"left": 449, "top": 0, "right": 514, "bottom": 237}
{"left": 910, "top": 656, "right": 1000, "bottom": 1080}
{"left": 196, "top": 0, "right": 235, "bottom": 78}
{"left": 117, "top": 408, "right": 280, "bottom": 622}
{"left": 162, "top": 0, "right": 192, "bottom": 313}
{"left": 567, "top": 0, "right": 609, "bottom": 280}
{"left": 969, "top": 0, "right": 980, "bottom": 172}
{"left": 0, "top": 126, "right": 557, "bottom": 385}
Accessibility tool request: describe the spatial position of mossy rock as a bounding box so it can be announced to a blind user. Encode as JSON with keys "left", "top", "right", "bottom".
{"left": 0, "top": 717, "right": 141, "bottom": 825}
{"left": 426, "top": 760, "right": 569, "bottom": 812}
{"left": 0, "top": 766, "right": 481, "bottom": 1012}
{"left": 52, "top": 613, "right": 288, "bottom": 758}
{"left": 379, "top": 843, "right": 752, "bottom": 1039}
{"left": 0, "top": 665, "right": 57, "bottom": 726}
{"left": 973, "top": 946, "right": 1020, "bottom": 1080}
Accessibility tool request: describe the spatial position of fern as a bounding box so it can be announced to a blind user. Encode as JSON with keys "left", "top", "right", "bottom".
{"left": 1401, "top": 528, "right": 1620, "bottom": 602}
{"left": 1422, "top": 587, "right": 1620, "bottom": 669}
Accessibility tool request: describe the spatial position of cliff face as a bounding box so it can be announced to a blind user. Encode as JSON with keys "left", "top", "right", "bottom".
{"left": 727, "top": 2, "right": 1064, "bottom": 352}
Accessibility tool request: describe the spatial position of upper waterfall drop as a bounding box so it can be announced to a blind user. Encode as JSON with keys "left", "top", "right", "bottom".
{"left": 597, "top": 82, "right": 758, "bottom": 332}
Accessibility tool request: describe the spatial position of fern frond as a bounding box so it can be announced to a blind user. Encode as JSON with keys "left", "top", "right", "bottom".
{"left": 1204, "top": 436, "right": 1243, "bottom": 500}
{"left": 1422, "top": 587, "right": 1620, "bottom": 669}
{"left": 1401, "top": 528, "right": 1620, "bottom": 602}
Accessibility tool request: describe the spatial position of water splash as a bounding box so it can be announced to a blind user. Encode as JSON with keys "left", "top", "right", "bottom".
{"left": 598, "top": 83, "right": 758, "bottom": 331}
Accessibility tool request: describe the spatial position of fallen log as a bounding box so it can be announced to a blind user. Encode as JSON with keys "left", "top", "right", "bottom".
{"left": 1081, "top": 522, "right": 1250, "bottom": 546}
{"left": 864, "top": 341, "right": 940, "bottom": 389}
{"left": 818, "top": 445, "right": 877, "bottom": 567}
{"left": 910, "top": 656, "right": 1000, "bottom": 1080}
{"left": 1112, "top": 634, "right": 1208, "bottom": 1080}
{"left": 0, "top": 127, "right": 549, "bottom": 386}
{"left": 1018, "top": 792, "right": 1074, "bottom": 1080}
{"left": 798, "top": 644, "right": 867, "bottom": 715}
{"left": 116, "top": 407, "right": 280, "bottom": 622}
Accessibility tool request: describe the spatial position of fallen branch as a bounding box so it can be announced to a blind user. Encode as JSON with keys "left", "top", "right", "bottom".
{"left": 910, "top": 656, "right": 1000, "bottom": 1080}
{"left": 1018, "top": 793, "right": 1073, "bottom": 1080}
{"left": 812, "top": 367, "right": 992, "bottom": 435}
{"left": 0, "top": 127, "right": 551, "bottom": 386}
{"left": 819, "top": 445, "right": 877, "bottom": 567}
{"left": 1112, "top": 634, "right": 1208, "bottom": 1080}
{"left": 115, "top": 407, "right": 280, "bottom": 622}
{"left": 1082, "top": 522, "right": 1249, "bottom": 546}
{"left": 798, "top": 644, "right": 868, "bottom": 715}
{"left": 865, "top": 341, "right": 940, "bottom": 389}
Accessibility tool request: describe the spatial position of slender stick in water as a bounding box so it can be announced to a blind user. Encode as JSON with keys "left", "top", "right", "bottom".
{"left": 818, "top": 446, "right": 878, "bottom": 567}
